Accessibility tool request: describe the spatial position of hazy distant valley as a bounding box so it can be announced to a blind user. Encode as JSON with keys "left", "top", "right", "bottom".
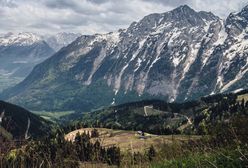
{"left": 0, "top": 32, "right": 80, "bottom": 92}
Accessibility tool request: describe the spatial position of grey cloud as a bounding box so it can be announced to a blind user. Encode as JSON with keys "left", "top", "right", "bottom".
{"left": 86, "top": 0, "right": 109, "bottom": 4}
{"left": 142, "top": 0, "right": 193, "bottom": 7}
{"left": 45, "top": 0, "right": 76, "bottom": 9}
{"left": 0, "top": 0, "right": 247, "bottom": 35}
{"left": 0, "top": 0, "right": 18, "bottom": 8}
{"left": 29, "top": 23, "right": 55, "bottom": 29}
{"left": 44, "top": 0, "right": 106, "bottom": 15}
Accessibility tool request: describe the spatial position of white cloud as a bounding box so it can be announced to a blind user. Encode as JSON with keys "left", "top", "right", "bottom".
{"left": 0, "top": 0, "right": 247, "bottom": 35}
{"left": 193, "top": 0, "right": 248, "bottom": 17}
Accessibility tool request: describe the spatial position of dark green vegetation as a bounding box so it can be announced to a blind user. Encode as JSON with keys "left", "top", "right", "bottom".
{"left": 0, "top": 101, "right": 51, "bottom": 140}
{"left": 1, "top": 116, "right": 247, "bottom": 167}
{"left": 67, "top": 90, "right": 248, "bottom": 136}
{"left": 1, "top": 91, "right": 248, "bottom": 167}
{"left": 0, "top": 76, "right": 154, "bottom": 112}
{"left": 32, "top": 111, "right": 75, "bottom": 123}
{"left": 0, "top": 129, "right": 121, "bottom": 168}
{"left": 149, "top": 117, "right": 248, "bottom": 167}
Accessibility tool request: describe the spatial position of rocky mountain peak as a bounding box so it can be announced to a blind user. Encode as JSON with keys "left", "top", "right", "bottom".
{"left": 125, "top": 5, "right": 219, "bottom": 42}
{"left": 240, "top": 5, "right": 248, "bottom": 15}
{"left": 226, "top": 5, "right": 248, "bottom": 37}
{"left": 167, "top": 5, "right": 205, "bottom": 26}
{"left": 171, "top": 5, "right": 196, "bottom": 15}
{"left": 0, "top": 32, "right": 42, "bottom": 46}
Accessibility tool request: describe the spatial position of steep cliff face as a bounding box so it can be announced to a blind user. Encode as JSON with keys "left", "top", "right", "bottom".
{"left": 2, "top": 5, "right": 248, "bottom": 112}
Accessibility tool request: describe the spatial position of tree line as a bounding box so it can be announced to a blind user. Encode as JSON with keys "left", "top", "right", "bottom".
{"left": 0, "top": 129, "right": 121, "bottom": 168}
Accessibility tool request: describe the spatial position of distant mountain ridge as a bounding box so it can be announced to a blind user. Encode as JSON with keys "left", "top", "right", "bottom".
{"left": 0, "top": 32, "right": 80, "bottom": 92}
{"left": 0, "top": 32, "right": 81, "bottom": 50}
{"left": 1, "top": 5, "right": 248, "bottom": 112}
{"left": 0, "top": 32, "right": 42, "bottom": 46}
{"left": 0, "top": 32, "right": 54, "bottom": 78}
{"left": 44, "top": 32, "right": 81, "bottom": 51}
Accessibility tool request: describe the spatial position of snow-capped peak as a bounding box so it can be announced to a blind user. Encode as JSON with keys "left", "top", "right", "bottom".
{"left": 92, "top": 32, "right": 120, "bottom": 45}
{"left": 0, "top": 32, "right": 42, "bottom": 46}
{"left": 44, "top": 32, "right": 81, "bottom": 51}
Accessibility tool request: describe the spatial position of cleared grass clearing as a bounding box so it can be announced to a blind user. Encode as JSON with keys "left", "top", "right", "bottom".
{"left": 32, "top": 111, "right": 75, "bottom": 122}
{"left": 65, "top": 128, "right": 201, "bottom": 153}
{"left": 237, "top": 93, "right": 248, "bottom": 102}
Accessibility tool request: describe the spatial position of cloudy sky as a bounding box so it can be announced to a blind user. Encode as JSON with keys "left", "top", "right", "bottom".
{"left": 0, "top": 0, "right": 247, "bottom": 35}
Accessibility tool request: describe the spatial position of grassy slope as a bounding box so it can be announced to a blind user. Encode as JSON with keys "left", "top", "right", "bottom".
{"left": 32, "top": 111, "right": 75, "bottom": 123}
{"left": 65, "top": 128, "right": 201, "bottom": 153}
{"left": 152, "top": 149, "right": 247, "bottom": 168}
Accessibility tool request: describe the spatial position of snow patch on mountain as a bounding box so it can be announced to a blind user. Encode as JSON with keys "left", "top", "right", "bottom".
{"left": 0, "top": 32, "right": 41, "bottom": 46}
{"left": 45, "top": 32, "right": 81, "bottom": 51}
{"left": 214, "top": 22, "right": 228, "bottom": 46}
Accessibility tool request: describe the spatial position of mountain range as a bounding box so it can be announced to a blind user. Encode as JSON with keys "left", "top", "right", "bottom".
{"left": 1, "top": 5, "right": 248, "bottom": 112}
{"left": 0, "top": 32, "right": 80, "bottom": 91}
{"left": 0, "top": 32, "right": 54, "bottom": 78}
{"left": 44, "top": 32, "right": 82, "bottom": 51}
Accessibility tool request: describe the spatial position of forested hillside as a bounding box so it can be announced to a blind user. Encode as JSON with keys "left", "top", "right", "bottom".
{"left": 0, "top": 101, "right": 51, "bottom": 140}
{"left": 67, "top": 90, "right": 248, "bottom": 135}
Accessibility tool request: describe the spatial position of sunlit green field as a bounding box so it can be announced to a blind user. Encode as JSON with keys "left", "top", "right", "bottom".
{"left": 32, "top": 111, "right": 75, "bottom": 122}
{"left": 65, "top": 128, "right": 201, "bottom": 153}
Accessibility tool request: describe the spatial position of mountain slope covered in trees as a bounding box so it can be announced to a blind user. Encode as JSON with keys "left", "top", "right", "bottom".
{"left": 70, "top": 90, "right": 248, "bottom": 135}
{"left": 0, "top": 101, "right": 51, "bottom": 140}
{"left": 0, "top": 91, "right": 248, "bottom": 167}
